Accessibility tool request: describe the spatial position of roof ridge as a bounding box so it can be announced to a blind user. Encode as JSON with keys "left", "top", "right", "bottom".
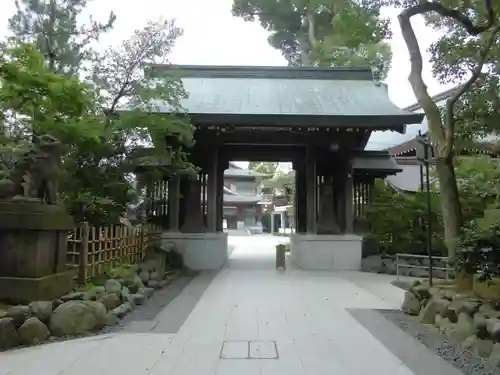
{"left": 147, "top": 64, "right": 375, "bottom": 81}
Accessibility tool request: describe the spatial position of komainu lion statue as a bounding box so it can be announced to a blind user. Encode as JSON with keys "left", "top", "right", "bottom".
{"left": 0, "top": 134, "right": 62, "bottom": 204}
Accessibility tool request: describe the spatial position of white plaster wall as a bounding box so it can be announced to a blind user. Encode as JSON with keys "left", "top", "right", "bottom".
{"left": 160, "top": 232, "right": 228, "bottom": 270}
{"left": 290, "top": 234, "right": 362, "bottom": 271}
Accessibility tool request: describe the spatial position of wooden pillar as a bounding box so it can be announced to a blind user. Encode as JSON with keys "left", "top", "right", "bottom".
{"left": 293, "top": 158, "right": 307, "bottom": 233}
{"left": 206, "top": 148, "right": 219, "bottom": 232}
{"left": 216, "top": 158, "right": 228, "bottom": 232}
{"left": 167, "top": 176, "right": 180, "bottom": 231}
{"left": 305, "top": 145, "right": 317, "bottom": 233}
{"left": 344, "top": 165, "right": 354, "bottom": 233}
{"left": 180, "top": 178, "right": 207, "bottom": 233}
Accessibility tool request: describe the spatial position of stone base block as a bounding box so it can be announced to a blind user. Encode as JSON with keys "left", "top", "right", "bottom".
{"left": 290, "top": 234, "right": 362, "bottom": 271}
{"left": 160, "top": 232, "right": 228, "bottom": 270}
{"left": 0, "top": 270, "right": 75, "bottom": 303}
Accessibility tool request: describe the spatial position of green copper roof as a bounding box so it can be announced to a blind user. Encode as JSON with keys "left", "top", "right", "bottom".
{"left": 148, "top": 65, "right": 423, "bottom": 129}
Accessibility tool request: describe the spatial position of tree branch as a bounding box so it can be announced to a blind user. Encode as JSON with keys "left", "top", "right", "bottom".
{"left": 445, "top": 23, "right": 500, "bottom": 152}
{"left": 404, "top": 0, "right": 494, "bottom": 36}
{"left": 398, "top": 0, "right": 496, "bottom": 155}
{"left": 306, "top": 12, "right": 318, "bottom": 49}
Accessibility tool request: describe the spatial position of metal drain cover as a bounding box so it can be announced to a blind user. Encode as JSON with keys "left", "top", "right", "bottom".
{"left": 220, "top": 340, "right": 278, "bottom": 359}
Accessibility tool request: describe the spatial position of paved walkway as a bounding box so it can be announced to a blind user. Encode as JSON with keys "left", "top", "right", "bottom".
{"left": 1, "top": 236, "right": 452, "bottom": 375}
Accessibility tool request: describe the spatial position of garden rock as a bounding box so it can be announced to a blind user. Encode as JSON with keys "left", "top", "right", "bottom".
{"left": 480, "top": 304, "right": 500, "bottom": 319}
{"left": 125, "top": 275, "right": 144, "bottom": 294}
{"left": 473, "top": 313, "right": 488, "bottom": 338}
{"left": 487, "top": 318, "right": 500, "bottom": 341}
{"left": 148, "top": 280, "right": 161, "bottom": 289}
{"left": 18, "top": 317, "right": 50, "bottom": 346}
{"left": 60, "top": 292, "right": 86, "bottom": 302}
{"left": 150, "top": 271, "right": 162, "bottom": 282}
{"left": 441, "top": 307, "right": 458, "bottom": 323}
{"left": 439, "top": 317, "right": 453, "bottom": 333}
{"left": 434, "top": 270, "right": 447, "bottom": 279}
{"left": 52, "top": 299, "right": 63, "bottom": 309}
{"left": 49, "top": 300, "right": 107, "bottom": 336}
{"left": 121, "top": 286, "right": 130, "bottom": 302}
{"left": 402, "top": 291, "right": 421, "bottom": 316}
{"left": 447, "top": 312, "right": 474, "bottom": 342}
{"left": 475, "top": 339, "right": 494, "bottom": 357}
{"left": 0, "top": 318, "right": 18, "bottom": 350}
{"left": 104, "top": 279, "right": 122, "bottom": 295}
{"left": 6, "top": 305, "right": 31, "bottom": 328}
{"left": 29, "top": 301, "right": 53, "bottom": 323}
{"left": 140, "top": 259, "right": 159, "bottom": 273}
{"left": 382, "top": 258, "right": 397, "bottom": 275}
{"left": 410, "top": 268, "right": 430, "bottom": 278}
{"left": 110, "top": 302, "right": 133, "bottom": 319}
{"left": 395, "top": 259, "right": 411, "bottom": 276}
{"left": 105, "top": 312, "right": 118, "bottom": 326}
{"left": 85, "top": 286, "right": 106, "bottom": 301}
{"left": 361, "top": 255, "right": 383, "bottom": 273}
{"left": 139, "top": 287, "right": 154, "bottom": 299}
{"left": 130, "top": 294, "right": 145, "bottom": 306}
{"left": 99, "top": 293, "right": 121, "bottom": 311}
{"left": 412, "top": 284, "right": 431, "bottom": 300}
{"left": 139, "top": 270, "right": 150, "bottom": 284}
{"left": 434, "top": 314, "right": 442, "bottom": 328}
{"left": 419, "top": 298, "right": 449, "bottom": 324}
{"left": 489, "top": 343, "right": 500, "bottom": 367}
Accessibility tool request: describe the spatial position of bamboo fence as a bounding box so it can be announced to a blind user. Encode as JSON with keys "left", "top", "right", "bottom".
{"left": 67, "top": 223, "right": 161, "bottom": 285}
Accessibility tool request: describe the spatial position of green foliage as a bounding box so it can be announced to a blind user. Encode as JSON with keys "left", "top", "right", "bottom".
{"left": 365, "top": 181, "right": 445, "bottom": 255}
{"left": 232, "top": 0, "right": 391, "bottom": 72}
{"left": 424, "top": 0, "right": 500, "bottom": 140}
{"left": 458, "top": 209, "right": 500, "bottom": 279}
{"left": 62, "top": 19, "right": 195, "bottom": 225}
{"left": 0, "top": 42, "right": 99, "bottom": 142}
{"left": 1, "top": 12, "right": 194, "bottom": 226}
{"left": 248, "top": 162, "right": 278, "bottom": 176}
{"left": 455, "top": 156, "right": 500, "bottom": 221}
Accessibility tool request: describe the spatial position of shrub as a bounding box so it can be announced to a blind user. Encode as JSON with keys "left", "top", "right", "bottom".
{"left": 458, "top": 207, "right": 500, "bottom": 280}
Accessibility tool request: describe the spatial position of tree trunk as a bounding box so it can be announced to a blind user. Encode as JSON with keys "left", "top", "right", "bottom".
{"left": 297, "top": 35, "right": 312, "bottom": 66}
{"left": 435, "top": 156, "right": 462, "bottom": 264}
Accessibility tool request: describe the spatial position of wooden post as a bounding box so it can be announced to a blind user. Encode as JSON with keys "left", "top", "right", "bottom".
{"left": 78, "top": 222, "right": 89, "bottom": 285}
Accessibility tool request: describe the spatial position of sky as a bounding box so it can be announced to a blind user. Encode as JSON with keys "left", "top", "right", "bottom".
{"left": 0, "top": 0, "right": 453, "bottom": 164}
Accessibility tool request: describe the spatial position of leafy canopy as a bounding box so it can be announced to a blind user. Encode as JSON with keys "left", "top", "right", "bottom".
{"left": 232, "top": 0, "right": 392, "bottom": 74}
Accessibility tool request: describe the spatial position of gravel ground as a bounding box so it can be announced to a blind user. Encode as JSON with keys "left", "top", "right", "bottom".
{"left": 378, "top": 309, "right": 500, "bottom": 375}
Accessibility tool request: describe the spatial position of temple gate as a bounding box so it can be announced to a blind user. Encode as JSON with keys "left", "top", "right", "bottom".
{"left": 136, "top": 65, "right": 423, "bottom": 271}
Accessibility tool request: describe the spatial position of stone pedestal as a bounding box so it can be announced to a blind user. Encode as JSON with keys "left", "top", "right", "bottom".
{"left": 290, "top": 234, "right": 362, "bottom": 271}
{"left": 0, "top": 201, "right": 75, "bottom": 303}
{"left": 160, "top": 232, "right": 228, "bottom": 270}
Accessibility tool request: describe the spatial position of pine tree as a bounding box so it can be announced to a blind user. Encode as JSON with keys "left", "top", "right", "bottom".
{"left": 8, "top": 0, "right": 115, "bottom": 75}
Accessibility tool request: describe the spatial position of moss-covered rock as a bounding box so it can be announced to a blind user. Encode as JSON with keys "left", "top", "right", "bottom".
{"left": 0, "top": 317, "right": 18, "bottom": 349}
{"left": 99, "top": 293, "right": 121, "bottom": 311}
{"left": 49, "top": 300, "right": 107, "bottom": 336}
{"left": 18, "top": 317, "right": 50, "bottom": 345}
{"left": 28, "top": 301, "right": 53, "bottom": 323}
{"left": 104, "top": 279, "right": 122, "bottom": 295}
{"left": 401, "top": 291, "right": 421, "bottom": 316}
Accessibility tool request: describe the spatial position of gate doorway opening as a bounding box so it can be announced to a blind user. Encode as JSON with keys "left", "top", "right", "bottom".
{"left": 222, "top": 160, "right": 295, "bottom": 269}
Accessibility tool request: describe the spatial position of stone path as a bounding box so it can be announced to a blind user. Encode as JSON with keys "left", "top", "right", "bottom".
{"left": 0, "top": 235, "right": 460, "bottom": 375}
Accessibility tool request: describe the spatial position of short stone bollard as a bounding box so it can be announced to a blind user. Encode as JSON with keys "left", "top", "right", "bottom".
{"left": 276, "top": 244, "right": 286, "bottom": 271}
